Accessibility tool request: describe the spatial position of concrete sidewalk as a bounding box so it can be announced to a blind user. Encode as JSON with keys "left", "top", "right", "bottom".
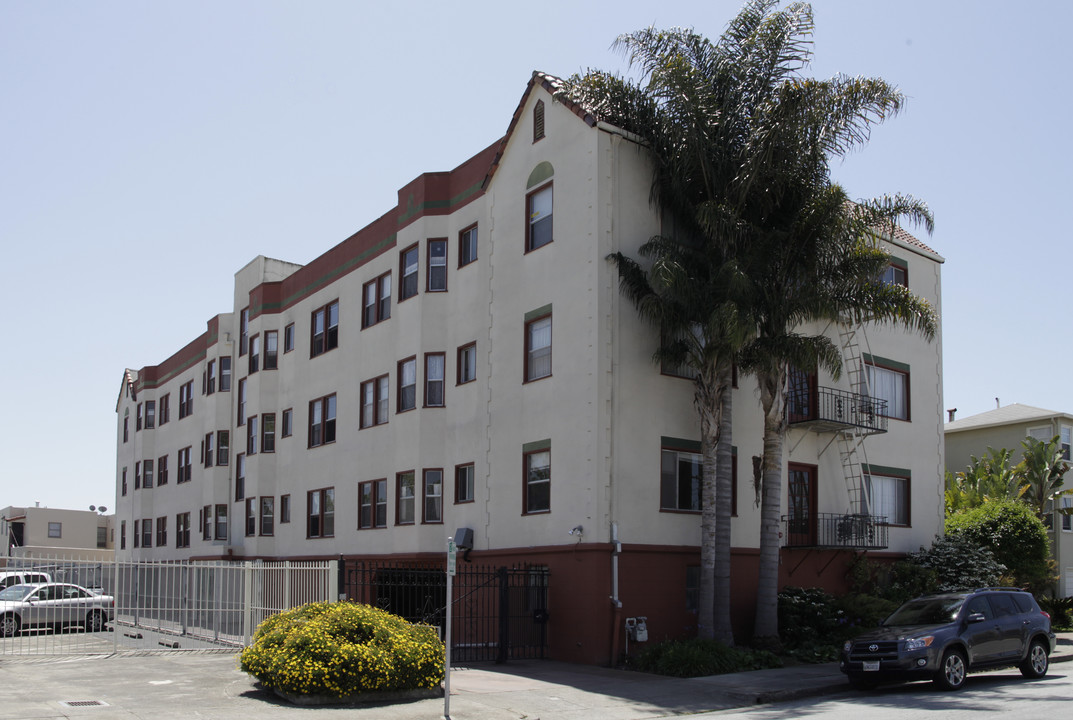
{"left": 2, "top": 633, "right": 1070, "bottom": 720}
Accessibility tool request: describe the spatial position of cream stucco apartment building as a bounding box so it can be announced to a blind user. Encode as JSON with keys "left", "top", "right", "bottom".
{"left": 945, "top": 403, "right": 1073, "bottom": 597}
{"left": 115, "top": 72, "right": 945, "bottom": 664}
{"left": 2, "top": 505, "right": 114, "bottom": 562}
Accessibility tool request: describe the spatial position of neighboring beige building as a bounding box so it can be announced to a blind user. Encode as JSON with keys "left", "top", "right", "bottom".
{"left": 945, "top": 403, "right": 1073, "bottom": 597}
{"left": 1, "top": 505, "right": 115, "bottom": 561}
{"left": 115, "top": 72, "right": 945, "bottom": 663}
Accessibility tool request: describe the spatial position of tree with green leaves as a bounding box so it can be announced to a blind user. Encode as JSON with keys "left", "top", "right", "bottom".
{"left": 944, "top": 447, "right": 1023, "bottom": 515}
{"left": 1016, "top": 436, "right": 1073, "bottom": 522}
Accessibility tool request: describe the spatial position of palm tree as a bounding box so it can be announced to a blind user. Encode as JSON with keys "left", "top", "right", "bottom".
{"left": 1016, "top": 436, "right": 1073, "bottom": 522}
{"left": 563, "top": 0, "right": 813, "bottom": 644}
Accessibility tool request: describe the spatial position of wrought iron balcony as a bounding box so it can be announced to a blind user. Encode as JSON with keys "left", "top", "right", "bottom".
{"left": 787, "top": 386, "right": 888, "bottom": 434}
{"left": 781, "top": 513, "right": 889, "bottom": 550}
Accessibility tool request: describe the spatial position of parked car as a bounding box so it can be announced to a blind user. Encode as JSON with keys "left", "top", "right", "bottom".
{"left": 841, "top": 587, "right": 1056, "bottom": 690}
{"left": 0, "top": 583, "right": 114, "bottom": 636}
{"left": 0, "top": 570, "right": 52, "bottom": 589}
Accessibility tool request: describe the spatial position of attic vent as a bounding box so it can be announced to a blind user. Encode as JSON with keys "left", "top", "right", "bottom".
{"left": 60, "top": 700, "right": 108, "bottom": 708}
{"left": 533, "top": 100, "right": 545, "bottom": 142}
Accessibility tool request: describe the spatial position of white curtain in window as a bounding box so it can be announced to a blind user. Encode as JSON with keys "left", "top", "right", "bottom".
{"left": 867, "top": 474, "right": 907, "bottom": 525}
{"left": 529, "top": 317, "right": 551, "bottom": 378}
{"left": 867, "top": 364, "right": 907, "bottom": 419}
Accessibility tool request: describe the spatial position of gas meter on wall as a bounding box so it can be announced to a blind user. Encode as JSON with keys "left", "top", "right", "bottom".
{"left": 625, "top": 616, "right": 648, "bottom": 642}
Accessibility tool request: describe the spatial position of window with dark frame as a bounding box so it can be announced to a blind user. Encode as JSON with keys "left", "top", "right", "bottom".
{"left": 159, "top": 394, "right": 170, "bottom": 424}
{"left": 260, "top": 497, "right": 274, "bottom": 536}
{"left": 281, "top": 408, "right": 293, "bottom": 437}
{"left": 247, "top": 416, "right": 258, "bottom": 455}
{"left": 217, "top": 430, "right": 230, "bottom": 466}
{"left": 145, "top": 400, "right": 156, "bottom": 428}
{"left": 308, "top": 394, "right": 337, "bottom": 447}
{"left": 176, "top": 513, "right": 190, "bottom": 548}
{"left": 203, "top": 432, "right": 214, "bottom": 468}
{"left": 120, "top": 520, "right": 126, "bottom": 549}
{"left": 262, "top": 413, "right": 275, "bottom": 453}
{"left": 458, "top": 342, "right": 476, "bottom": 384}
{"left": 307, "top": 487, "right": 335, "bottom": 538}
{"left": 865, "top": 357, "right": 910, "bottom": 421}
{"left": 121, "top": 467, "right": 127, "bottom": 496}
{"left": 396, "top": 471, "right": 415, "bottom": 525}
{"left": 427, "top": 238, "right": 447, "bottom": 292}
{"left": 156, "top": 516, "right": 167, "bottom": 547}
{"left": 246, "top": 498, "right": 257, "bottom": 536}
{"left": 424, "top": 352, "right": 445, "bottom": 407}
{"left": 400, "top": 244, "right": 419, "bottom": 301}
{"left": 459, "top": 224, "right": 477, "bottom": 267}
{"left": 524, "top": 447, "right": 551, "bottom": 514}
{"left": 660, "top": 447, "right": 702, "bottom": 512}
{"left": 137, "top": 403, "right": 143, "bottom": 431}
{"left": 178, "top": 447, "right": 192, "bottom": 483}
{"left": 363, "top": 272, "right": 392, "bottom": 328}
{"left": 361, "top": 375, "right": 389, "bottom": 428}
{"left": 142, "top": 459, "right": 154, "bottom": 489}
{"left": 237, "top": 378, "right": 246, "bottom": 426}
{"left": 455, "top": 463, "right": 475, "bottom": 503}
{"left": 311, "top": 300, "right": 339, "bottom": 357}
{"left": 178, "top": 380, "right": 194, "bottom": 419}
{"left": 141, "top": 519, "right": 152, "bottom": 548}
{"left": 526, "top": 184, "right": 553, "bottom": 251}
{"left": 525, "top": 314, "right": 552, "bottom": 382}
{"left": 265, "top": 330, "right": 278, "bottom": 369}
{"left": 280, "top": 494, "right": 291, "bottom": 524}
{"left": 215, "top": 504, "right": 228, "bottom": 541}
{"left": 880, "top": 260, "right": 908, "bottom": 288}
{"left": 398, "top": 357, "right": 416, "bottom": 412}
{"left": 423, "top": 469, "right": 443, "bottom": 523}
{"left": 235, "top": 454, "right": 245, "bottom": 501}
{"left": 864, "top": 470, "right": 910, "bottom": 526}
{"left": 249, "top": 334, "right": 261, "bottom": 374}
{"left": 135, "top": 461, "right": 140, "bottom": 490}
{"left": 133, "top": 519, "right": 139, "bottom": 548}
{"left": 201, "top": 505, "right": 211, "bottom": 541}
{"left": 157, "top": 455, "right": 168, "bottom": 485}
{"left": 359, "top": 479, "right": 388, "bottom": 529}
{"left": 220, "top": 357, "right": 232, "bottom": 391}
{"left": 239, "top": 308, "right": 249, "bottom": 355}
{"left": 284, "top": 323, "right": 295, "bottom": 353}
{"left": 206, "top": 360, "right": 216, "bottom": 394}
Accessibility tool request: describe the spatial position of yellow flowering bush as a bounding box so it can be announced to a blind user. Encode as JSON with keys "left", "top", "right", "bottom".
{"left": 240, "top": 601, "right": 445, "bottom": 697}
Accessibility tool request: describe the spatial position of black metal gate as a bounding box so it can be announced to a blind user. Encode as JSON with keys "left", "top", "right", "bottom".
{"left": 339, "top": 560, "right": 549, "bottom": 663}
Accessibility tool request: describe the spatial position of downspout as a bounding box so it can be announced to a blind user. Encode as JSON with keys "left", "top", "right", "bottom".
{"left": 609, "top": 521, "right": 623, "bottom": 664}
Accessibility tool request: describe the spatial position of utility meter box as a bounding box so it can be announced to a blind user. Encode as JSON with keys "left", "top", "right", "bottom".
{"left": 625, "top": 616, "right": 649, "bottom": 642}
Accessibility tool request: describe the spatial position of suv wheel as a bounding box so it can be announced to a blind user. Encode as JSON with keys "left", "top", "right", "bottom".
{"left": 1020, "top": 639, "right": 1049, "bottom": 679}
{"left": 935, "top": 648, "right": 967, "bottom": 690}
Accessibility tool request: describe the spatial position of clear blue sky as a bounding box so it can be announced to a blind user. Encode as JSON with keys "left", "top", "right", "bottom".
{"left": 2, "top": 0, "right": 1068, "bottom": 511}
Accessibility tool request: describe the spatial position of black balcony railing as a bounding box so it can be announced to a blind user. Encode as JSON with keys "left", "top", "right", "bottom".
{"left": 787, "top": 386, "right": 888, "bottom": 434}
{"left": 781, "top": 513, "right": 889, "bottom": 550}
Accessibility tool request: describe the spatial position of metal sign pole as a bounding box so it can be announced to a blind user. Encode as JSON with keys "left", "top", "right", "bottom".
{"left": 444, "top": 537, "right": 456, "bottom": 719}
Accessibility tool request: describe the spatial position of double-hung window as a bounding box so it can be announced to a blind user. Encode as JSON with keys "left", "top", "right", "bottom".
{"left": 456, "top": 463, "right": 475, "bottom": 503}
{"left": 264, "top": 330, "right": 278, "bottom": 369}
{"left": 159, "top": 394, "right": 170, "bottom": 424}
{"left": 524, "top": 444, "right": 551, "bottom": 514}
{"left": 880, "top": 259, "right": 908, "bottom": 287}
{"left": 245, "top": 498, "right": 256, "bottom": 536}
{"left": 307, "top": 487, "right": 335, "bottom": 538}
{"left": 176, "top": 513, "right": 190, "bottom": 548}
{"left": 526, "top": 184, "right": 553, "bottom": 251}
{"left": 359, "top": 479, "right": 387, "bottom": 529}
{"left": 178, "top": 447, "right": 192, "bottom": 483}
{"left": 427, "top": 238, "right": 447, "bottom": 292}
{"left": 459, "top": 224, "right": 477, "bottom": 267}
{"left": 423, "top": 469, "right": 443, "bottom": 523}
{"left": 260, "top": 497, "right": 274, "bottom": 536}
{"left": 281, "top": 408, "right": 293, "bottom": 437}
{"left": 204, "top": 432, "right": 214, "bottom": 468}
{"left": 145, "top": 400, "right": 156, "bottom": 428}
{"left": 400, "top": 244, "right": 419, "bottom": 301}
{"left": 219, "top": 357, "right": 232, "bottom": 391}
{"left": 262, "top": 413, "right": 275, "bottom": 453}
{"left": 249, "top": 334, "right": 261, "bottom": 374}
{"left": 398, "top": 357, "right": 417, "bottom": 412}
{"left": 235, "top": 454, "right": 245, "bottom": 501}
{"left": 217, "top": 430, "right": 230, "bottom": 466}
{"left": 309, "top": 394, "right": 337, "bottom": 447}
{"left": 311, "top": 301, "right": 339, "bottom": 357}
{"left": 660, "top": 447, "right": 702, "bottom": 512}
{"left": 237, "top": 378, "right": 246, "bottom": 426}
{"left": 865, "top": 469, "right": 910, "bottom": 526}
{"left": 156, "top": 517, "right": 167, "bottom": 547}
{"left": 215, "top": 504, "right": 228, "bottom": 541}
{"left": 205, "top": 360, "right": 216, "bottom": 394}
{"left": 361, "top": 375, "right": 389, "bottom": 428}
{"left": 425, "top": 352, "right": 445, "bottom": 407}
{"left": 865, "top": 356, "right": 910, "bottom": 421}
{"left": 362, "top": 273, "right": 391, "bottom": 328}
{"left": 525, "top": 313, "right": 552, "bottom": 382}
{"left": 142, "top": 520, "right": 153, "bottom": 548}
{"left": 142, "top": 459, "right": 154, "bottom": 489}
{"left": 284, "top": 324, "right": 295, "bottom": 353}
{"left": 239, "top": 308, "right": 249, "bottom": 355}
{"left": 458, "top": 342, "right": 476, "bottom": 384}
{"left": 157, "top": 455, "right": 168, "bottom": 485}
{"left": 247, "top": 416, "right": 258, "bottom": 455}
{"left": 396, "top": 471, "right": 415, "bottom": 525}
{"left": 178, "top": 380, "right": 194, "bottom": 418}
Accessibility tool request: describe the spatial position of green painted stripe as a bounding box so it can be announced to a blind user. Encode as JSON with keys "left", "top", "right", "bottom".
{"left": 279, "top": 234, "right": 397, "bottom": 310}
{"left": 662, "top": 436, "right": 701, "bottom": 453}
{"left": 139, "top": 351, "right": 207, "bottom": 390}
{"left": 524, "top": 304, "right": 552, "bottom": 322}
{"left": 523, "top": 438, "right": 551, "bottom": 453}
{"left": 863, "top": 353, "right": 911, "bottom": 373}
{"left": 889, "top": 254, "right": 909, "bottom": 267}
{"left": 397, "top": 180, "right": 484, "bottom": 226}
{"left": 863, "top": 464, "right": 911, "bottom": 478}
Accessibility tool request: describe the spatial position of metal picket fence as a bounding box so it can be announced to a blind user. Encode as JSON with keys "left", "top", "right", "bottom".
{"left": 0, "top": 555, "right": 334, "bottom": 657}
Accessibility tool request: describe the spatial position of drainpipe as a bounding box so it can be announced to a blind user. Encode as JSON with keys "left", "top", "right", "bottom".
{"left": 609, "top": 522, "right": 623, "bottom": 664}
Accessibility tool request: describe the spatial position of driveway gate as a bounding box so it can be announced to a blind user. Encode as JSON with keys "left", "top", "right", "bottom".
{"left": 340, "top": 559, "right": 549, "bottom": 663}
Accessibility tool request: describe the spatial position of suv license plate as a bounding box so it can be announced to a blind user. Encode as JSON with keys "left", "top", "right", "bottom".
{"left": 863, "top": 661, "right": 880, "bottom": 672}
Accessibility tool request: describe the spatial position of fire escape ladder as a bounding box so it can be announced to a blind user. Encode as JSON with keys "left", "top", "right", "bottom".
{"left": 837, "top": 322, "right": 874, "bottom": 515}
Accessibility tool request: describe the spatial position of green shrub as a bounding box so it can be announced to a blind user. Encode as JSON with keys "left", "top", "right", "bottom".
{"left": 777, "top": 587, "right": 843, "bottom": 647}
{"left": 945, "top": 500, "right": 1054, "bottom": 594}
{"left": 1039, "top": 596, "right": 1073, "bottom": 631}
{"left": 835, "top": 592, "right": 898, "bottom": 630}
{"left": 632, "top": 638, "right": 781, "bottom": 677}
{"left": 240, "top": 601, "right": 444, "bottom": 697}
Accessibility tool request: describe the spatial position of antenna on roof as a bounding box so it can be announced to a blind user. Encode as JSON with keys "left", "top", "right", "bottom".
{"left": 996, "top": 397, "right": 1000, "bottom": 409}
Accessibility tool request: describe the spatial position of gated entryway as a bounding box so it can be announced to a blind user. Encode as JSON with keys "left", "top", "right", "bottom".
{"left": 1, "top": 555, "right": 334, "bottom": 657}
{"left": 340, "top": 559, "right": 550, "bottom": 662}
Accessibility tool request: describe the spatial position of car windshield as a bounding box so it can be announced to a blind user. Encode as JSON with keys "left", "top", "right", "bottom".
{"left": 884, "top": 597, "right": 964, "bottom": 626}
{"left": 0, "top": 584, "right": 36, "bottom": 601}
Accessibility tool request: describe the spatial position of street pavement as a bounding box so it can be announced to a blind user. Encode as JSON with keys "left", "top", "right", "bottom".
{"left": 1, "top": 633, "right": 1070, "bottom": 719}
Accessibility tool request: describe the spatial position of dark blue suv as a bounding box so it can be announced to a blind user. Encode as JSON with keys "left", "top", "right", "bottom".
{"left": 840, "top": 588, "right": 1056, "bottom": 690}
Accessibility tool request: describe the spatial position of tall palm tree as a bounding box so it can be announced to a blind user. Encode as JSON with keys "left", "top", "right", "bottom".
{"left": 1016, "top": 436, "right": 1073, "bottom": 522}
{"left": 563, "top": 0, "right": 813, "bottom": 644}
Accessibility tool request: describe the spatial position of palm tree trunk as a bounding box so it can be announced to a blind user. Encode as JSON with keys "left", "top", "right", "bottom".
{"left": 713, "top": 364, "right": 735, "bottom": 644}
{"left": 696, "top": 380, "right": 721, "bottom": 641}
{"left": 753, "top": 368, "right": 785, "bottom": 649}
